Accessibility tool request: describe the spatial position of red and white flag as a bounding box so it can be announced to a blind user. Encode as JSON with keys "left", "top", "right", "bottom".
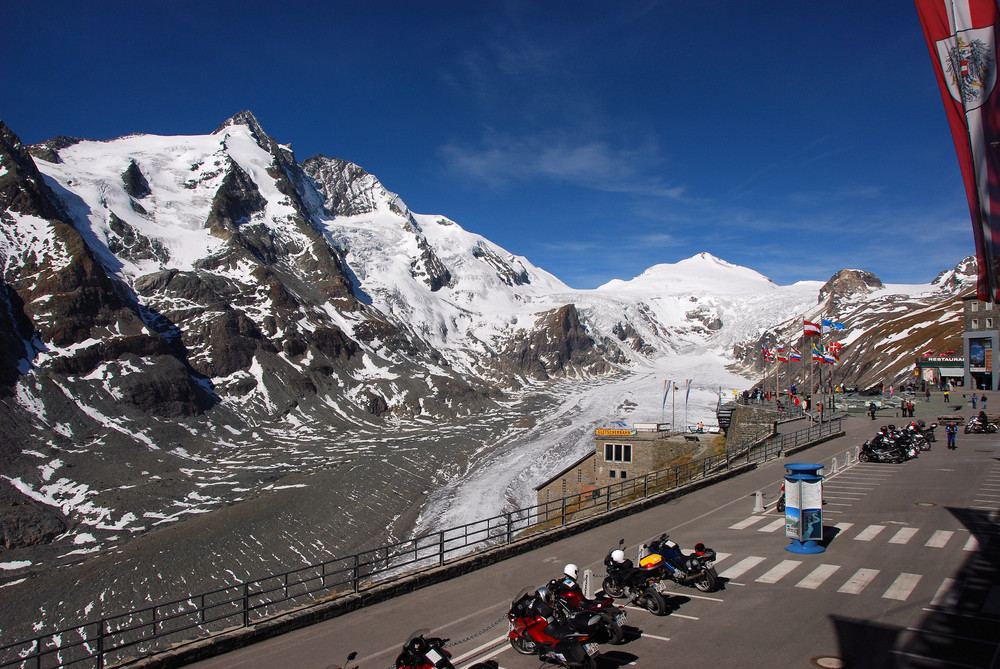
{"left": 916, "top": 0, "right": 1000, "bottom": 302}
{"left": 803, "top": 320, "right": 821, "bottom": 337}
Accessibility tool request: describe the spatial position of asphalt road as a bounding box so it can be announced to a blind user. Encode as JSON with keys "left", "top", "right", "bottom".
{"left": 188, "top": 412, "right": 1000, "bottom": 669}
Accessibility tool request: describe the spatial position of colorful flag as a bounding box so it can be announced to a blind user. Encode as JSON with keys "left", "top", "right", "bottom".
{"left": 821, "top": 318, "right": 845, "bottom": 333}
{"left": 916, "top": 0, "right": 1000, "bottom": 302}
{"left": 790, "top": 347, "right": 802, "bottom": 361}
{"left": 685, "top": 379, "right": 692, "bottom": 404}
{"left": 776, "top": 344, "right": 785, "bottom": 353}
{"left": 811, "top": 344, "right": 824, "bottom": 361}
{"left": 762, "top": 347, "right": 775, "bottom": 361}
{"left": 804, "top": 320, "right": 821, "bottom": 337}
{"left": 662, "top": 379, "right": 671, "bottom": 408}
{"left": 777, "top": 353, "right": 788, "bottom": 363}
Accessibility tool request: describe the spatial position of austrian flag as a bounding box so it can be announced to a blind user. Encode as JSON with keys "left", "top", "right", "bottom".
{"left": 804, "top": 320, "right": 821, "bottom": 337}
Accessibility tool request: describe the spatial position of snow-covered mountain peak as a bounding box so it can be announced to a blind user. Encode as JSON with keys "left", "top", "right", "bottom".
{"left": 596, "top": 251, "right": 778, "bottom": 297}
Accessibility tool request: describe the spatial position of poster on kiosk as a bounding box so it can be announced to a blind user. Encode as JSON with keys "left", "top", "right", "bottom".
{"left": 784, "top": 463, "right": 825, "bottom": 554}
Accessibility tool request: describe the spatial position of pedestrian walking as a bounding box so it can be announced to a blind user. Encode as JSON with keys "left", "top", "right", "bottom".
{"left": 946, "top": 422, "right": 958, "bottom": 450}
{"left": 869, "top": 401, "right": 877, "bottom": 420}
{"left": 981, "top": 394, "right": 988, "bottom": 411}
{"left": 926, "top": 389, "right": 931, "bottom": 402}
{"left": 973, "top": 394, "right": 978, "bottom": 409}
{"left": 944, "top": 389, "right": 950, "bottom": 403}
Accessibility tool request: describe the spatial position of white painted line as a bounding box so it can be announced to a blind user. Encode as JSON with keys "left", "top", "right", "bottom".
{"left": 642, "top": 633, "right": 671, "bottom": 642}
{"left": 854, "top": 525, "right": 886, "bottom": 542}
{"left": 755, "top": 559, "right": 802, "bottom": 584}
{"left": 826, "top": 502, "right": 853, "bottom": 506}
{"left": 929, "top": 578, "right": 960, "bottom": 609}
{"left": 719, "top": 556, "right": 766, "bottom": 580}
{"left": 883, "top": 573, "right": 922, "bottom": 601}
{"left": 838, "top": 568, "right": 880, "bottom": 595}
{"left": 729, "top": 516, "right": 768, "bottom": 530}
{"left": 924, "top": 530, "right": 954, "bottom": 548}
{"left": 835, "top": 522, "right": 855, "bottom": 533}
{"left": 757, "top": 518, "right": 786, "bottom": 533}
{"left": 888, "top": 527, "right": 918, "bottom": 545}
{"left": 712, "top": 551, "right": 732, "bottom": 564}
{"left": 795, "top": 564, "right": 841, "bottom": 590}
{"left": 452, "top": 634, "right": 510, "bottom": 665}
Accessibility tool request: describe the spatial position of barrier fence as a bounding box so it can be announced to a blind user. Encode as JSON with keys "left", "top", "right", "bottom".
{"left": 0, "top": 418, "right": 842, "bottom": 669}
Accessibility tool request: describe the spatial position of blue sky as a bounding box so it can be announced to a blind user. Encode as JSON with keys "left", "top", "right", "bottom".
{"left": 1, "top": 1, "right": 975, "bottom": 289}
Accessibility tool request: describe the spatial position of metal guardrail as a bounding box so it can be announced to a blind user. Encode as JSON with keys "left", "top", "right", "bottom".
{"left": 0, "top": 418, "right": 842, "bottom": 669}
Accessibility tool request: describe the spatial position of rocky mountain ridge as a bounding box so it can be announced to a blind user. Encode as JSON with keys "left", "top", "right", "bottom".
{"left": 0, "top": 111, "right": 974, "bottom": 565}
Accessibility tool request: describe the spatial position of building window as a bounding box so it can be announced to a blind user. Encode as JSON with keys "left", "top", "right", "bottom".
{"left": 973, "top": 318, "right": 980, "bottom": 330}
{"left": 972, "top": 301, "right": 980, "bottom": 312}
{"left": 609, "top": 470, "right": 616, "bottom": 478}
{"left": 620, "top": 471, "right": 627, "bottom": 479}
{"left": 604, "top": 443, "right": 632, "bottom": 462}
{"left": 988, "top": 318, "right": 995, "bottom": 329}
{"left": 577, "top": 468, "right": 582, "bottom": 483}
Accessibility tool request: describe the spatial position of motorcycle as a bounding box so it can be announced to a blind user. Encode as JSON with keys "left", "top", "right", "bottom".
{"left": 547, "top": 576, "right": 626, "bottom": 645}
{"left": 965, "top": 414, "right": 998, "bottom": 434}
{"left": 859, "top": 430, "right": 906, "bottom": 463}
{"left": 600, "top": 541, "right": 669, "bottom": 615}
{"left": 395, "top": 630, "right": 499, "bottom": 669}
{"left": 643, "top": 533, "right": 719, "bottom": 593}
{"left": 507, "top": 587, "right": 602, "bottom": 669}
{"left": 776, "top": 482, "right": 785, "bottom": 513}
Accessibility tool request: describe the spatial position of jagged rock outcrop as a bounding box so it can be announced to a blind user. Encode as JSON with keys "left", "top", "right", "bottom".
{"left": 503, "top": 304, "right": 610, "bottom": 380}
{"left": 818, "top": 269, "right": 883, "bottom": 309}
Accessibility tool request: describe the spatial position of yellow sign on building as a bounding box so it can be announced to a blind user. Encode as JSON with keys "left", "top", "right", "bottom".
{"left": 595, "top": 429, "right": 636, "bottom": 436}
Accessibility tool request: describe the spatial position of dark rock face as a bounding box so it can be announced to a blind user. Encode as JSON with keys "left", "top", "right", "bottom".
{"left": 504, "top": 304, "right": 610, "bottom": 380}
{"left": 0, "top": 486, "right": 67, "bottom": 550}
{"left": 473, "top": 243, "right": 530, "bottom": 286}
{"left": 818, "top": 269, "right": 883, "bottom": 306}
{"left": 121, "top": 160, "right": 151, "bottom": 199}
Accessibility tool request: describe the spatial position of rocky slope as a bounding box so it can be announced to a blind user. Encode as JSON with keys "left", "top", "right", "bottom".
{"left": 0, "top": 112, "right": 976, "bottom": 640}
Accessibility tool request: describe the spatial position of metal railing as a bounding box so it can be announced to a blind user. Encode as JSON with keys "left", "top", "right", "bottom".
{"left": 0, "top": 419, "right": 842, "bottom": 669}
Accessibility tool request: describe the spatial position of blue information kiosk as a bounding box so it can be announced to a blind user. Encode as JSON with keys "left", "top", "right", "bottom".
{"left": 784, "top": 462, "right": 825, "bottom": 554}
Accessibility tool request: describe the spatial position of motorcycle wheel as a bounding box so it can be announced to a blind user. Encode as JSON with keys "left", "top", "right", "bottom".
{"left": 989, "top": 424, "right": 997, "bottom": 433}
{"left": 692, "top": 569, "right": 717, "bottom": 593}
{"left": 965, "top": 426, "right": 972, "bottom": 434}
{"left": 509, "top": 634, "right": 538, "bottom": 655}
{"left": 601, "top": 577, "right": 624, "bottom": 598}
{"left": 859, "top": 452, "right": 870, "bottom": 462}
{"left": 776, "top": 499, "right": 785, "bottom": 513}
{"left": 580, "top": 655, "right": 597, "bottom": 669}
{"left": 641, "top": 587, "right": 667, "bottom": 615}
{"left": 603, "top": 617, "right": 625, "bottom": 645}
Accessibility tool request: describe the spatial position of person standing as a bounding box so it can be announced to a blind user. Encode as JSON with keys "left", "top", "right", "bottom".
{"left": 926, "top": 389, "right": 932, "bottom": 402}
{"left": 973, "top": 394, "right": 978, "bottom": 409}
{"left": 944, "top": 388, "right": 950, "bottom": 403}
{"left": 869, "top": 401, "right": 877, "bottom": 420}
{"left": 982, "top": 394, "right": 988, "bottom": 411}
{"left": 946, "top": 422, "right": 958, "bottom": 450}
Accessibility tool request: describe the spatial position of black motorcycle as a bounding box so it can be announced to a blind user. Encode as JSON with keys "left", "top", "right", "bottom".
{"left": 644, "top": 534, "right": 719, "bottom": 593}
{"left": 859, "top": 435, "right": 905, "bottom": 463}
{"left": 601, "top": 542, "right": 669, "bottom": 615}
{"left": 396, "top": 630, "right": 499, "bottom": 669}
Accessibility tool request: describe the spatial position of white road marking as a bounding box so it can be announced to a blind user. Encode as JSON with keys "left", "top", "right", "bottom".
{"left": 964, "top": 535, "right": 981, "bottom": 552}
{"left": 888, "top": 527, "right": 918, "bottom": 545}
{"left": 757, "top": 518, "right": 786, "bottom": 533}
{"left": 883, "top": 573, "right": 922, "bottom": 601}
{"left": 729, "top": 516, "right": 768, "bottom": 530}
{"left": 755, "top": 559, "right": 802, "bottom": 584}
{"left": 795, "top": 564, "right": 840, "bottom": 590}
{"left": 924, "top": 530, "right": 953, "bottom": 548}
{"left": 927, "top": 578, "right": 961, "bottom": 609}
{"left": 838, "top": 568, "right": 880, "bottom": 595}
{"left": 854, "top": 524, "right": 886, "bottom": 541}
{"left": 718, "top": 556, "right": 766, "bottom": 580}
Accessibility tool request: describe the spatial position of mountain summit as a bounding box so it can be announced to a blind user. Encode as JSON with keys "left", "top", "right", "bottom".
{"left": 0, "top": 113, "right": 974, "bottom": 638}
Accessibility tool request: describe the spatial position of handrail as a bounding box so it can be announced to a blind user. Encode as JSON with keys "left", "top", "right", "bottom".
{"left": 0, "top": 419, "right": 842, "bottom": 669}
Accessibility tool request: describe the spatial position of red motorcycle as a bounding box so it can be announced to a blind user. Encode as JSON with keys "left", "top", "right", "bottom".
{"left": 395, "top": 630, "right": 498, "bottom": 669}
{"left": 507, "top": 587, "right": 602, "bottom": 669}
{"left": 547, "top": 564, "right": 626, "bottom": 645}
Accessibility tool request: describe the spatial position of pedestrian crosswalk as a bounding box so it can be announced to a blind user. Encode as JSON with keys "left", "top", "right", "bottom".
{"left": 727, "top": 516, "right": 981, "bottom": 552}
{"left": 709, "top": 541, "right": 999, "bottom": 614}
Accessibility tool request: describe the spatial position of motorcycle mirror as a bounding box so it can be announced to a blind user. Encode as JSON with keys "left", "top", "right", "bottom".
{"left": 618, "top": 538, "right": 625, "bottom": 547}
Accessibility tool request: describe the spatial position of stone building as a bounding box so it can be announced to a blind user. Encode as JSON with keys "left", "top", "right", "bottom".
{"left": 534, "top": 423, "right": 705, "bottom": 510}
{"left": 963, "top": 294, "right": 999, "bottom": 390}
